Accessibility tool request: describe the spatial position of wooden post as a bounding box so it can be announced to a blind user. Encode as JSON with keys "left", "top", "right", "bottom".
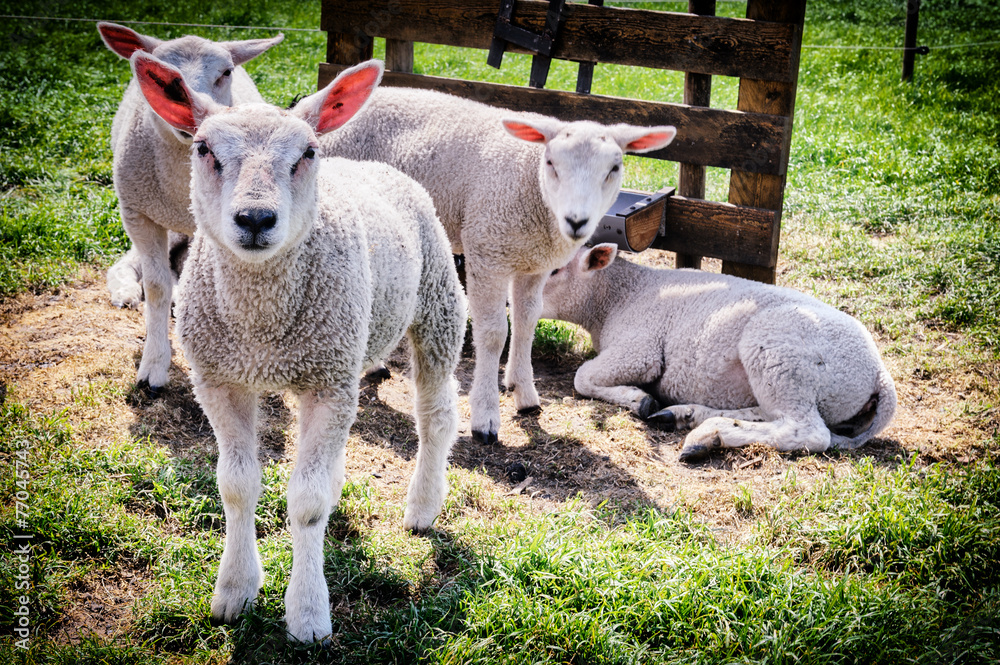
{"left": 902, "top": 0, "right": 920, "bottom": 81}
{"left": 575, "top": 0, "right": 604, "bottom": 94}
{"left": 675, "top": 0, "right": 715, "bottom": 271}
{"left": 325, "top": 31, "right": 373, "bottom": 68}
{"left": 722, "top": 0, "right": 806, "bottom": 284}
{"left": 386, "top": 39, "right": 414, "bottom": 73}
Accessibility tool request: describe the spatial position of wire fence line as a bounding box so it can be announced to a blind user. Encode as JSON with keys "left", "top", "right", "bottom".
{"left": 2, "top": 13, "right": 999, "bottom": 52}
{"left": 0, "top": 14, "right": 322, "bottom": 32}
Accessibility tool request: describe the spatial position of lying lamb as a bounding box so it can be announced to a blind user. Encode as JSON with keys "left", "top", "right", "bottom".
{"left": 321, "top": 86, "right": 676, "bottom": 444}
{"left": 541, "top": 244, "right": 897, "bottom": 462}
{"left": 132, "top": 54, "right": 467, "bottom": 642}
{"left": 99, "top": 22, "right": 282, "bottom": 393}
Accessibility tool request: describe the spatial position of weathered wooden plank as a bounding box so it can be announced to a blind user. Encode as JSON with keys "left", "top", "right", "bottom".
{"left": 385, "top": 39, "right": 414, "bottom": 72}
{"left": 723, "top": 0, "right": 805, "bottom": 283}
{"left": 675, "top": 0, "right": 715, "bottom": 270}
{"left": 650, "top": 196, "right": 777, "bottom": 267}
{"left": 325, "top": 30, "right": 372, "bottom": 66}
{"left": 320, "top": 0, "right": 798, "bottom": 82}
{"left": 318, "top": 66, "right": 792, "bottom": 175}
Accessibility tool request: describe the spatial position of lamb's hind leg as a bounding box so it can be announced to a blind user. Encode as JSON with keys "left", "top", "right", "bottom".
{"left": 193, "top": 382, "right": 264, "bottom": 624}
{"left": 677, "top": 407, "right": 830, "bottom": 463}
{"left": 403, "top": 262, "right": 465, "bottom": 531}
{"left": 505, "top": 272, "right": 545, "bottom": 413}
{"left": 649, "top": 404, "right": 766, "bottom": 431}
{"left": 107, "top": 246, "right": 144, "bottom": 309}
{"left": 284, "top": 386, "right": 357, "bottom": 643}
{"left": 574, "top": 348, "right": 664, "bottom": 419}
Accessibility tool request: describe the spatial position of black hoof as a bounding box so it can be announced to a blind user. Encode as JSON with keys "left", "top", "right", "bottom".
{"left": 637, "top": 396, "right": 661, "bottom": 421}
{"left": 472, "top": 430, "right": 499, "bottom": 445}
{"left": 407, "top": 524, "right": 433, "bottom": 536}
{"left": 136, "top": 379, "right": 163, "bottom": 399}
{"left": 517, "top": 404, "right": 542, "bottom": 416}
{"left": 368, "top": 366, "right": 392, "bottom": 383}
{"left": 647, "top": 407, "right": 676, "bottom": 431}
{"left": 506, "top": 461, "right": 527, "bottom": 483}
{"left": 678, "top": 445, "right": 711, "bottom": 464}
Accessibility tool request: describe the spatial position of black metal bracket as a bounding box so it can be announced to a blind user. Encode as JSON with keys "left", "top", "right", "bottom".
{"left": 487, "top": 0, "right": 567, "bottom": 88}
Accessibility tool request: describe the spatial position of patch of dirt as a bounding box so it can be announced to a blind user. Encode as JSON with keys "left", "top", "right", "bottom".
{"left": 1, "top": 262, "right": 996, "bottom": 639}
{"left": 53, "top": 560, "right": 154, "bottom": 645}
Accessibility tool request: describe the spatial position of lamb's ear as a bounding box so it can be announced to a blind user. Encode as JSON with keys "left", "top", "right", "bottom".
{"left": 502, "top": 117, "right": 564, "bottom": 144}
{"left": 221, "top": 34, "right": 285, "bottom": 66}
{"left": 611, "top": 125, "right": 677, "bottom": 153}
{"left": 131, "top": 53, "right": 216, "bottom": 133}
{"left": 98, "top": 22, "right": 162, "bottom": 60}
{"left": 581, "top": 243, "right": 618, "bottom": 272}
{"left": 292, "top": 60, "right": 383, "bottom": 134}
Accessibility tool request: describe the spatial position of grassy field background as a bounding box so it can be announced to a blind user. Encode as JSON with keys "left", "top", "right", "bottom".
{"left": 2, "top": 0, "right": 999, "bottom": 663}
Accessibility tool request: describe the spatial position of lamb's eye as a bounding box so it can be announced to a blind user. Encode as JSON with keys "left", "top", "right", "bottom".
{"left": 291, "top": 148, "right": 316, "bottom": 177}
{"left": 550, "top": 268, "right": 560, "bottom": 276}
{"left": 546, "top": 160, "right": 553, "bottom": 167}
{"left": 610, "top": 164, "right": 620, "bottom": 174}
{"left": 222, "top": 69, "right": 232, "bottom": 77}
{"left": 196, "top": 143, "right": 210, "bottom": 157}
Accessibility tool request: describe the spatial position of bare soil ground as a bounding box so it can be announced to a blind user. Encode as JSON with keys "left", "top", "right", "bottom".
{"left": 2, "top": 260, "right": 997, "bottom": 642}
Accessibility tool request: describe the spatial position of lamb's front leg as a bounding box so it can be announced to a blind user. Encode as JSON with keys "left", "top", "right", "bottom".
{"left": 193, "top": 382, "right": 263, "bottom": 624}
{"left": 505, "top": 272, "right": 545, "bottom": 413}
{"left": 284, "top": 387, "right": 357, "bottom": 643}
{"left": 124, "top": 213, "right": 173, "bottom": 392}
{"left": 465, "top": 263, "right": 512, "bottom": 444}
{"left": 574, "top": 349, "right": 663, "bottom": 420}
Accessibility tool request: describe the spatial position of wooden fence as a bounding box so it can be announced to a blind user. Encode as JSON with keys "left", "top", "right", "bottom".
{"left": 318, "top": 0, "right": 806, "bottom": 283}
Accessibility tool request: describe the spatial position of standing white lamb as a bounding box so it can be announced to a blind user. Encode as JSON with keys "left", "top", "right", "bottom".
{"left": 321, "top": 87, "right": 676, "bottom": 444}
{"left": 99, "top": 22, "right": 283, "bottom": 394}
{"left": 541, "top": 244, "right": 897, "bottom": 462}
{"left": 131, "top": 54, "right": 467, "bottom": 642}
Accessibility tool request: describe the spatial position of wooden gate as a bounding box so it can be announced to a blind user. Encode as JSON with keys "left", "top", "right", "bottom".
{"left": 318, "top": 0, "right": 806, "bottom": 283}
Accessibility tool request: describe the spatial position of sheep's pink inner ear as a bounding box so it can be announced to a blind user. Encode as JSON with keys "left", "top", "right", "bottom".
{"left": 585, "top": 244, "right": 617, "bottom": 272}
{"left": 503, "top": 121, "right": 548, "bottom": 144}
{"left": 99, "top": 23, "right": 149, "bottom": 60}
{"left": 134, "top": 57, "right": 197, "bottom": 133}
{"left": 315, "top": 65, "right": 381, "bottom": 133}
{"left": 624, "top": 128, "right": 676, "bottom": 153}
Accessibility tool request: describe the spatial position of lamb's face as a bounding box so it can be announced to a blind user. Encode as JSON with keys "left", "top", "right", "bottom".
{"left": 540, "top": 123, "right": 625, "bottom": 244}
{"left": 152, "top": 38, "right": 240, "bottom": 127}
{"left": 99, "top": 22, "right": 281, "bottom": 145}
{"left": 190, "top": 105, "right": 319, "bottom": 264}
{"left": 540, "top": 244, "right": 618, "bottom": 323}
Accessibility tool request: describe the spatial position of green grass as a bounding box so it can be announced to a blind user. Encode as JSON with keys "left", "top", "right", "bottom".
{"left": 2, "top": 0, "right": 1000, "bottom": 662}
{"left": 3, "top": 396, "right": 999, "bottom": 663}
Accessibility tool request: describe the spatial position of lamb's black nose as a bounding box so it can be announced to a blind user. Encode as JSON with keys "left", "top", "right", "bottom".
{"left": 234, "top": 209, "right": 277, "bottom": 234}
{"left": 565, "top": 216, "right": 589, "bottom": 236}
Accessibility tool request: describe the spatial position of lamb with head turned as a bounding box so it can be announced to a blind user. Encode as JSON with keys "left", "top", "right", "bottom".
{"left": 541, "top": 244, "right": 897, "bottom": 462}
{"left": 98, "top": 22, "right": 283, "bottom": 393}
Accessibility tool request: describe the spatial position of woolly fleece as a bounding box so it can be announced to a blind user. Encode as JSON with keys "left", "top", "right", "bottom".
{"left": 541, "top": 245, "right": 897, "bottom": 460}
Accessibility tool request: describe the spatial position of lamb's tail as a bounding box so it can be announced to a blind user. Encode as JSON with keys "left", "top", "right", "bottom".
{"left": 829, "top": 367, "right": 897, "bottom": 450}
